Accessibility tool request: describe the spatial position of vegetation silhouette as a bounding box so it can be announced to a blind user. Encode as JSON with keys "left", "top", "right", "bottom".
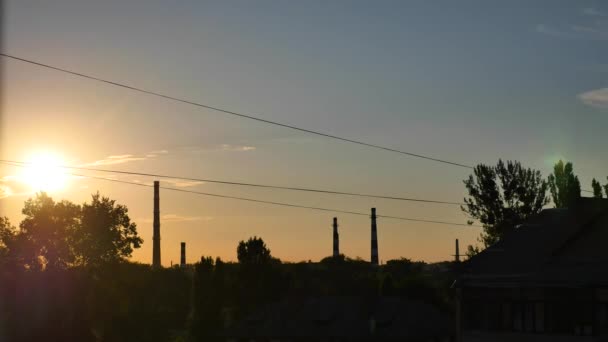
{"left": 461, "top": 159, "right": 549, "bottom": 256}
{"left": 1, "top": 193, "right": 456, "bottom": 341}
{"left": 548, "top": 159, "right": 581, "bottom": 208}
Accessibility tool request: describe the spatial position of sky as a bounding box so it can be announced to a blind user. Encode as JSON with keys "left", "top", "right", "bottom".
{"left": 1, "top": 0, "right": 607, "bottom": 265}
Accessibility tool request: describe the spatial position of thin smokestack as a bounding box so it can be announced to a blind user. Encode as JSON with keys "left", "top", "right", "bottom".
{"left": 152, "top": 181, "right": 161, "bottom": 268}
{"left": 333, "top": 217, "right": 340, "bottom": 258}
{"left": 455, "top": 239, "right": 460, "bottom": 262}
{"left": 371, "top": 208, "right": 379, "bottom": 266}
{"left": 180, "top": 242, "right": 186, "bottom": 267}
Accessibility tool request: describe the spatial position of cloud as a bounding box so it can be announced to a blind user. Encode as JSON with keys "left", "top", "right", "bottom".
{"left": 163, "top": 179, "right": 206, "bottom": 188}
{"left": 578, "top": 88, "right": 608, "bottom": 109}
{"left": 82, "top": 149, "right": 171, "bottom": 167}
{"left": 139, "top": 214, "right": 211, "bottom": 223}
{"left": 83, "top": 154, "right": 147, "bottom": 166}
{"left": 0, "top": 185, "right": 13, "bottom": 199}
{"left": 220, "top": 144, "right": 256, "bottom": 152}
{"left": 536, "top": 23, "right": 608, "bottom": 40}
{"left": 583, "top": 8, "right": 605, "bottom": 17}
{"left": 0, "top": 175, "right": 33, "bottom": 199}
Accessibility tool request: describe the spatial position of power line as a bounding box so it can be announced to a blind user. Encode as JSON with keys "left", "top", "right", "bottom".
{"left": 0, "top": 159, "right": 464, "bottom": 206}
{"left": 0, "top": 166, "right": 478, "bottom": 228}
{"left": 0, "top": 53, "right": 474, "bottom": 169}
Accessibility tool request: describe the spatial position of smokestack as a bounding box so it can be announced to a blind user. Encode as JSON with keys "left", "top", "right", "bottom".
{"left": 152, "top": 181, "right": 161, "bottom": 268}
{"left": 333, "top": 217, "right": 340, "bottom": 258}
{"left": 455, "top": 239, "right": 460, "bottom": 262}
{"left": 371, "top": 208, "right": 379, "bottom": 266}
{"left": 180, "top": 242, "right": 186, "bottom": 267}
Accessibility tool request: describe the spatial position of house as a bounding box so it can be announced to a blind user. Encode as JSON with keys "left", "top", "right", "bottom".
{"left": 454, "top": 198, "right": 608, "bottom": 341}
{"left": 223, "top": 296, "right": 452, "bottom": 341}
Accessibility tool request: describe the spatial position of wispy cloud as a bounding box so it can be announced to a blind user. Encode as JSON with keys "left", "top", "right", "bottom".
{"left": 83, "top": 154, "right": 147, "bottom": 166}
{"left": 138, "top": 214, "right": 212, "bottom": 223}
{"left": 536, "top": 22, "right": 608, "bottom": 40}
{"left": 0, "top": 184, "right": 13, "bottom": 199}
{"left": 220, "top": 144, "right": 256, "bottom": 152}
{"left": 175, "top": 144, "right": 257, "bottom": 154}
{"left": 583, "top": 8, "right": 605, "bottom": 17}
{"left": 578, "top": 88, "right": 608, "bottom": 109}
{"left": 163, "top": 179, "right": 206, "bottom": 188}
{"left": 82, "top": 149, "right": 170, "bottom": 167}
{"left": 0, "top": 175, "right": 34, "bottom": 199}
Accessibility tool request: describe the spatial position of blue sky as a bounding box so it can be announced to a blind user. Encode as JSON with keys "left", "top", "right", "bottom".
{"left": 1, "top": 1, "right": 607, "bottom": 264}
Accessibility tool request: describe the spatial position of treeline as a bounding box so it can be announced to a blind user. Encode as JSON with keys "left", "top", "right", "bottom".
{"left": 188, "top": 237, "right": 455, "bottom": 341}
{"left": 0, "top": 192, "right": 454, "bottom": 341}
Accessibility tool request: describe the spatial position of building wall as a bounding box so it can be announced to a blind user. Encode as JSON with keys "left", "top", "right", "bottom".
{"left": 461, "top": 287, "right": 608, "bottom": 337}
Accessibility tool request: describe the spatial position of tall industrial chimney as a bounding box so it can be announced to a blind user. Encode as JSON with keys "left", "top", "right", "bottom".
{"left": 371, "top": 208, "right": 379, "bottom": 266}
{"left": 180, "top": 242, "right": 186, "bottom": 267}
{"left": 455, "top": 239, "right": 460, "bottom": 262}
{"left": 333, "top": 217, "right": 340, "bottom": 257}
{"left": 152, "top": 181, "right": 161, "bottom": 268}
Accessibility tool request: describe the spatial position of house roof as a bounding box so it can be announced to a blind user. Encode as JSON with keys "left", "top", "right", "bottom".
{"left": 457, "top": 198, "right": 608, "bottom": 288}
{"left": 224, "top": 296, "right": 452, "bottom": 340}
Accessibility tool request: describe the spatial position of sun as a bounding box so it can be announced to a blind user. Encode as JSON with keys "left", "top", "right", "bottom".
{"left": 21, "top": 152, "right": 69, "bottom": 192}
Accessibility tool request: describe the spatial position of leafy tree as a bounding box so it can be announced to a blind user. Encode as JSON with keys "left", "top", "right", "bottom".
{"left": 74, "top": 193, "right": 142, "bottom": 267}
{"left": 0, "top": 217, "right": 15, "bottom": 264}
{"left": 548, "top": 160, "right": 581, "bottom": 208}
{"left": 592, "top": 178, "right": 604, "bottom": 198}
{"left": 462, "top": 160, "right": 549, "bottom": 248}
{"left": 237, "top": 236, "right": 271, "bottom": 265}
{"left": 19, "top": 193, "right": 80, "bottom": 270}
{"left": 465, "top": 245, "right": 481, "bottom": 259}
{"left": 604, "top": 177, "right": 608, "bottom": 200}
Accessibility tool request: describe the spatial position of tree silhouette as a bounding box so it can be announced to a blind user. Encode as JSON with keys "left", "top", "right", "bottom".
{"left": 462, "top": 159, "right": 549, "bottom": 248}
{"left": 19, "top": 193, "right": 80, "bottom": 270}
{"left": 0, "top": 217, "right": 15, "bottom": 265}
{"left": 592, "top": 178, "right": 604, "bottom": 198}
{"left": 74, "top": 193, "right": 142, "bottom": 267}
{"left": 237, "top": 236, "right": 271, "bottom": 265}
{"left": 548, "top": 160, "right": 581, "bottom": 208}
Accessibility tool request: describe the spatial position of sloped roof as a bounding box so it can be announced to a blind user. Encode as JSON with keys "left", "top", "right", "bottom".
{"left": 457, "top": 198, "right": 608, "bottom": 288}
{"left": 224, "top": 296, "right": 452, "bottom": 340}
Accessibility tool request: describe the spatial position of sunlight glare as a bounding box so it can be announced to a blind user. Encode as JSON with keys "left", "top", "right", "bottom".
{"left": 21, "top": 152, "right": 69, "bottom": 192}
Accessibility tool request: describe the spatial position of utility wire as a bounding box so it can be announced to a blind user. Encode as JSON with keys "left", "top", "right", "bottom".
{"left": 0, "top": 53, "right": 474, "bottom": 169}
{"left": 0, "top": 164, "right": 477, "bottom": 227}
{"left": 0, "top": 159, "right": 463, "bottom": 206}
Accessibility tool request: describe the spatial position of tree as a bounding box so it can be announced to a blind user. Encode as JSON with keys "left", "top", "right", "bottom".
{"left": 74, "top": 193, "right": 142, "bottom": 267}
{"left": 548, "top": 160, "right": 581, "bottom": 208}
{"left": 592, "top": 178, "right": 604, "bottom": 198}
{"left": 0, "top": 217, "right": 16, "bottom": 264}
{"left": 604, "top": 177, "right": 608, "bottom": 200}
{"left": 19, "top": 193, "right": 80, "bottom": 269}
{"left": 237, "top": 236, "right": 271, "bottom": 265}
{"left": 462, "top": 160, "right": 549, "bottom": 248}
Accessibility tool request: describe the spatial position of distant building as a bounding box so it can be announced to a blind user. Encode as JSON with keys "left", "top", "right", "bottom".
{"left": 223, "top": 296, "right": 452, "bottom": 342}
{"left": 454, "top": 198, "right": 608, "bottom": 341}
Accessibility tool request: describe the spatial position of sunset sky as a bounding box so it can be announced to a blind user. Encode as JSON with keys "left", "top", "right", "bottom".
{"left": 1, "top": 0, "right": 607, "bottom": 265}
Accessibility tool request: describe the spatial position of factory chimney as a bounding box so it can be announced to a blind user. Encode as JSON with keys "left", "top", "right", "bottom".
{"left": 180, "top": 242, "right": 186, "bottom": 267}
{"left": 152, "top": 181, "right": 161, "bottom": 268}
{"left": 333, "top": 217, "right": 340, "bottom": 257}
{"left": 455, "top": 239, "right": 460, "bottom": 262}
{"left": 371, "top": 208, "right": 379, "bottom": 266}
